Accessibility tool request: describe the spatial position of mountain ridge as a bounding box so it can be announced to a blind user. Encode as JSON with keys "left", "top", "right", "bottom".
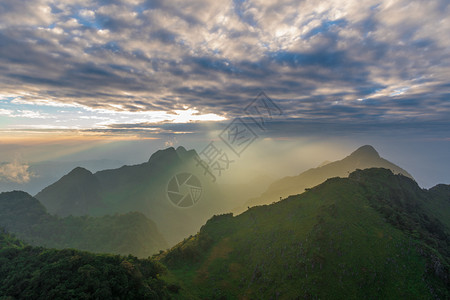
{"left": 159, "top": 168, "right": 450, "bottom": 299}
{"left": 239, "top": 145, "right": 413, "bottom": 212}
{"left": 35, "top": 146, "right": 225, "bottom": 246}
{"left": 0, "top": 191, "right": 167, "bottom": 257}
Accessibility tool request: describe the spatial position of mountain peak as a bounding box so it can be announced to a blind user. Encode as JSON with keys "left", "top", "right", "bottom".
{"left": 176, "top": 146, "right": 198, "bottom": 160}
{"left": 349, "top": 145, "right": 380, "bottom": 159}
{"left": 0, "top": 190, "right": 33, "bottom": 200}
{"left": 176, "top": 146, "right": 187, "bottom": 153}
{"left": 148, "top": 147, "right": 177, "bottom": 163}
{"left": 148, "top": 146, "right": 198, "bottom": 163}
{"left": 68, "top": 167, "right": 93, "bottom": 176}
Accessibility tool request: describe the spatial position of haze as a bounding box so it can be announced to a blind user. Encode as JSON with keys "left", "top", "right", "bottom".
{"left": 1, "top": 0, "right": 449, "bottom": 189}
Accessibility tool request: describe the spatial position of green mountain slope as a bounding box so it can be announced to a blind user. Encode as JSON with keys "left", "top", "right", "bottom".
{"left": 159, "top": 168, "right": 449, "bottom": 299}
{"left": 240, "top": 145, "right": 413, "bottom": 212}
{"left": 35, "top": 146, "right": 226, "bottom": 246}
{"left": 0, "top": 231, "right": 177, "bottom": 299}
{"left": 0, "top": 191, "right": 167, "bottom": 257}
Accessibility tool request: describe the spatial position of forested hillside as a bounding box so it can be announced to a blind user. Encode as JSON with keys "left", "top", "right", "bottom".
{"left": 0, "top": 230, "right": 177, "bottom": 299}
{"left": 0, "top": 191, "right": 167, "bottom": 257}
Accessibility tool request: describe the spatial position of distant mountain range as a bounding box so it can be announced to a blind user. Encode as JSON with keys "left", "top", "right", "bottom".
{"left": 159, "top": 168, "right": 450, "bottom": 299}
{"left": 238, "top": 145, "right": 413, "bottom": 212}
{"left": 33, "top": 145, "right": 416, "bottom": 246}
{"left": 0, "top": 159, "right": 124, "bottom": 195}
{"left": 35, "top": 146, "right": 226, "bottom": 245}
{"left": 1, "top": 144, "right": 449, "bottom": 298}
{"left": 0, "top": 191, "right": 167, "bottom": 257}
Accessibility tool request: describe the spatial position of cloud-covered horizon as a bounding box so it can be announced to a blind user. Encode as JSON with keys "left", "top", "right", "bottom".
{"left": 0, "top": 0, "right": 449, "bottom": 136}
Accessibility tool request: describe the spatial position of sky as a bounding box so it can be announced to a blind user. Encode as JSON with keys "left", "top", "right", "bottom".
{"left": 0, "top": 0, "right": 449, "bottom": 188}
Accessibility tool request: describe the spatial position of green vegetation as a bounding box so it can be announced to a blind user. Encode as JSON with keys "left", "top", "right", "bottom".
{"left": 2, "top": 163, "right": 449, "bottom": 299}
{"left": 0, "top": 230, "right": 177, "bottom": 299}
{"left": 0, "top": 191, "right": 167, "bottom": 257}
{"left": 159, "top": 168, "right": 449, "bottom": 299}
{"left": 352, "top": 168, "right": 450, "bottom": 263}
{"left": 240, "top": 145, "right": 413, "bottom": 212}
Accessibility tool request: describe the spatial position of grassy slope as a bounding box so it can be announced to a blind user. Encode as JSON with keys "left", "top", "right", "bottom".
{"left": 159, "top": 168, "right": 449, "bottom": 299}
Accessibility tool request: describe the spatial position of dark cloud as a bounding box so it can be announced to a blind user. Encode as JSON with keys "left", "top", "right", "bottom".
{"left": 0, "top": 0, "right": 449, "bottom": 129}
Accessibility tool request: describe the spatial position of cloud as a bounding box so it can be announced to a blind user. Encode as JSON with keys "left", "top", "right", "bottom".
{"left": 164, "top": 136, "right": 178, "bottom": 147}
{"left": 0, "top": 160, "right": 34, "bottom": 183}
{"left": 0, "top": 0, "right": 448, "bottom": 133}
{"left": 0, "top": 109, "right": 13, "bottom": 116}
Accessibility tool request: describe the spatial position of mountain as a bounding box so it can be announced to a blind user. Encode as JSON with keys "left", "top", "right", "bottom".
{"left": 158, "top": 168, "right": 450, "bottom": 299}
{"left": 240, "top": 145, "right": 413, "bottom": 212}
{"left": 0, "top": 231, "right": 177, "bottom": 299}
{"left": 34, "top": 167, "right": 104, "bottom": 216}
{"left": 0, "top": 159, "right": 124, "bottom": 195}
{"left": 35, "top": 146, "right": 226, "bottom": 246}
{"left": 0, "top": 191, "right": 167, "bottom": 257}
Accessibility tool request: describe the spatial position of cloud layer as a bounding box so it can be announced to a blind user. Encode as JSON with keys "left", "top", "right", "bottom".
{"left": 0, "top": 0, "right": 449, "bottom": 133}
{"left": 0, "top": 160, "right": 34, "bottom": 183}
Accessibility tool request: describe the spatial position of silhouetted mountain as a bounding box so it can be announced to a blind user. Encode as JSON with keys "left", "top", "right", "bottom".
{"left": 36, "top": 146, "right": 225, "bottom": 245}
{"left": 240, "top": 145, "right": 413, "bottom": 211}
{"left": 159, "top": 168, "right": 450, "bottom": 299}
{"left": 36, "top": 167, "right": 104, "bottom": 216}
{"left": 0, "top": 191, "right": 167, "bottom": 257}
{"left": 0, "top": 159, "right": 124, "bottom": 195}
